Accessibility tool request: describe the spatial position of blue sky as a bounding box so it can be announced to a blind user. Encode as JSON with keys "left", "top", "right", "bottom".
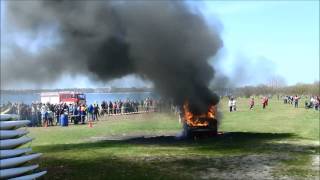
{"left": 200, "top": 1, "right": 319, "bottom": 85}
{"left": 1, "top": 1, "right": 319, "bottom": 89}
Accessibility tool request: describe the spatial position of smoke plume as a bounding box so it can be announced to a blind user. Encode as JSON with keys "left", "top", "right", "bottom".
{"left": 2, "top": 1, "right": 223, "bottom": 113}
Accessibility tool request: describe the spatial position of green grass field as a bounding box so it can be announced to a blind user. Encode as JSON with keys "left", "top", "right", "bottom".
{"left": 26, "top": 98, "right": 319, "bottom": 180}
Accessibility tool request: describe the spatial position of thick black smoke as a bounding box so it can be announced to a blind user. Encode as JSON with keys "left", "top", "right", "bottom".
{"left": 3, "top": 1, "right": 223, "bottom": 113}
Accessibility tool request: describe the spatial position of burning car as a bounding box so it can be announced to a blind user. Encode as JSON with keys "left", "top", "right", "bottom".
{"left": 180, "top": 101, "right": 218, "bottom": 138}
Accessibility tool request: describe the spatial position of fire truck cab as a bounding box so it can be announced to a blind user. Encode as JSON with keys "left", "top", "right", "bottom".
{"left": 59, "top": 92, "right": 86, "bottom": 104}
{"left": 40, "top": 91, "right": 86, "bottom": 104}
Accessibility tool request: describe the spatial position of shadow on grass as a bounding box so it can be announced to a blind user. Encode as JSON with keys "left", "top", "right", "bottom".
{"left": 35, "top": 150, "right": 286, "bottom": 180}
{"left": 36, "top": 155, "right": 191, "bottom": 180}
{"left": 33, "top": 132, "right": 319, "bottom": 180}
{"left": 34, "top": 132, "right": 318, "bottom": 154}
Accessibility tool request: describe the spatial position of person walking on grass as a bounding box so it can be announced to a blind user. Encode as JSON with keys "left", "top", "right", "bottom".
{"left": 262, "top": 96, "right": 267, "bottom": 109}
{"left": 265, "top": 97, "right": 269, "bottom": 106}
{"left": 249, "top": 97, "right": 255, "bottom": 110}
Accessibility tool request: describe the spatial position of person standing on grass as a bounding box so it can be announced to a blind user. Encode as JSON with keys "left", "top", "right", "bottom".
{"left": 88, "top": 104, "right": 94, "bottom": 121}
{"left": 232, "top": 98, "right": 237, "bottom": 111}
{"left": 101, "top": 101, "right": 106, "bottom": 116}
{"left": 315, "top": 96, "right": 320, "bottom": 111}
{"left": 249, "top": 97, "right": 255, "bottom": 110}
{"left": 117, "top": 101, "right": 121, "bottom": 114}
{"left": 284, "top": 96, "right": 288, "bottom": 104}
{"left": 113, "top": 102, "right": 117, "bottom": 114}
{"left": 40, "top": 104, "right": 47, "bottom": 126}
{"left": 93, "top": 103, "right": 99, "bottom": 121}
{"left": 135, "top": 100, "right": 139, "bottom": 112}
{"left": 31, "top": 103, "right": 37, "bottom": 126}
{"left": 108, "top": 101, "right": 113, "bottom": 114}
{"left": 55, "top": 104, "right": 62, "bottom": 125}
{"left": 47, "top": 109, "right": 53, "bottom": 126}
{"left": 294, "top": 95, "right": 300, "bottom": 108}
{"left": 310, "top": 96, "right": 315, "bottom": 108}
{"left": 79, "top": 104, "right": 86, "bottom": 124}
{"left": 228, "top": 98, "right": 233, "bottom": 112}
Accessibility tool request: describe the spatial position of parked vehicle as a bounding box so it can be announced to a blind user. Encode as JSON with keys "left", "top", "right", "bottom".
{"left": 40, "top": 91, "right": 86, "bottom": 104}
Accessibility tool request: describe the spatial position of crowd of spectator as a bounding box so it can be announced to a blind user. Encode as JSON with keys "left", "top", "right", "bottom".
{"left": 283, "top": 95, "right": 300, "bottom": 107}
{"left": 283, "top": 95, "right": 320, "bottom": 110}
{"left": 100, "top": 97, "right": 155, "bottom": 115}
{"left": 1, "top": 97, "right": 158, "bottom": 127}
{"left": 304, "top": 96, "right": 320, "bottom": 110}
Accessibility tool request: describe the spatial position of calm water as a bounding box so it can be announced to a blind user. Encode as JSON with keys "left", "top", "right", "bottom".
{"left": 1, "top": 92, "right": 157, "bottom": 105}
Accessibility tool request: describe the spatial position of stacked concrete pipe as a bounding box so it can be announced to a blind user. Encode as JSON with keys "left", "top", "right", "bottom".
{"left": 0, "top": 114, "right": 46, "bottom": 179}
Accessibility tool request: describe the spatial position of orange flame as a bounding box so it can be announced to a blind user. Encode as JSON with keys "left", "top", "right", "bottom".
{"left": 183, "top": 101, "right": 217, "bottom": 127}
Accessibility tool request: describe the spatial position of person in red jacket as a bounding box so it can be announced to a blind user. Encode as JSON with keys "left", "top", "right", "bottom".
{"left": 262, "top": 97, "right": 267, "bottom": 109}
{"left": 265, "top": 97, "right": 269, "bottom": 106}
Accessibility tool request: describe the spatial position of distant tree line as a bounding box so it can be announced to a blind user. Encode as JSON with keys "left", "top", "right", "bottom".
{"left": 234, "top": 81, "right": 319, "bottom": 98}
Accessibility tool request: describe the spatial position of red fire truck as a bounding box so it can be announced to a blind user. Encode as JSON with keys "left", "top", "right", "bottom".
{"left": 40, "top": 91, "right": 86, "bottom": 104}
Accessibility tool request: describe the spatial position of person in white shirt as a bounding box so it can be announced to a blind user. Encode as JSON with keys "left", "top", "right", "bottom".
{"left": 41, "top": 105, "right": 47, "bottom": 125}
{"left": 232, "top": 98, "right": 237, "bottom": 111}
{"left": 310, "top": 96, "right": 315, "bottom": 107}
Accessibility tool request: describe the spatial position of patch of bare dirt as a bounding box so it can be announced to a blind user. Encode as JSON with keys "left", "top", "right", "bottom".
{"left": 199, "top": 154, "right": 291, "bottom": 180}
